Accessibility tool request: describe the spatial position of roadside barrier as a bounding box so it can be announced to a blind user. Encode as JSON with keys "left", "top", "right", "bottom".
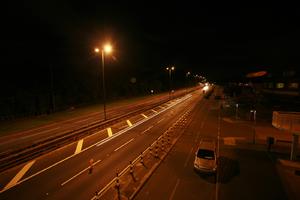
{"left": 91, "top": 109, "right": 192, "bottom": 200}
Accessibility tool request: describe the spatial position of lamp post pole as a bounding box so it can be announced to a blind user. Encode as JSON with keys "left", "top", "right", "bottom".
{"left": 250, "top": 109, "right": 256, "bottom": 144}
{"left": 101, "top": 50, "right": 107, "bottom": 121}
{"left": 95, "top": 44, "right": 112, "bottom": 121}
{"left": 166, "top": 66, "right": 175, "bottom": 100}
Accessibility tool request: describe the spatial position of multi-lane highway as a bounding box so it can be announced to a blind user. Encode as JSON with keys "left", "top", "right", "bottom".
{"left": 0, "top": 86, "right": 287, "bottom": 200}
{"left": 0, "top": 89, "right": 192, "bottom": 155}
{"left": 0, "top": 88, "right": 201, "bottom": 199}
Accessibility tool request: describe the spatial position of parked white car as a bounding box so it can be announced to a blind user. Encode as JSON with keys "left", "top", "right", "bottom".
{"left": 194, "top": 139, "right": 217, "bottom": 173}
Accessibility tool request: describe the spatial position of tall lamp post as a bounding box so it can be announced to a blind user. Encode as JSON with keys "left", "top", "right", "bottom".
{"left": 250, "top": 109, "right": 256, "bottom": 144}
{"left": 94, "top": 44, "right": 113, "bottom": 121}
{"left": 166, "top": 66, "right": 175, "bottom": 100}
{"left": 185, "top": 71, "right": 191, "bottom": 94}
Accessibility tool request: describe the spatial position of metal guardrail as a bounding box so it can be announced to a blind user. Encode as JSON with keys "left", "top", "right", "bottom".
{"left": 0, "top": 90, "right": 196, "bottom": 172}
{"left": 91, "top": 107, "right": 192, "bottom": 200}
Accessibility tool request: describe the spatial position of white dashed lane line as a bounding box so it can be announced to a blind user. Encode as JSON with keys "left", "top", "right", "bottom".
{"left": 114, "top": 138, "right": 134, "bottom": 152}
{"left": 141, "top": 125, "right": 154, "bottom": 134}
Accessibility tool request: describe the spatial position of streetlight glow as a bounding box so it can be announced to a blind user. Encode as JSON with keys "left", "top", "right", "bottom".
{"left": 103, "top": 44, "right": 112, "bottom": 54}
{"left": 94, "top": 48, "right": 100, "bottom": 53}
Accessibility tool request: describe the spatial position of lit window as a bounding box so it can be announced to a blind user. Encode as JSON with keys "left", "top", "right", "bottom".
{"left": 276, "top": 83, "right": 284, "bottom": 89}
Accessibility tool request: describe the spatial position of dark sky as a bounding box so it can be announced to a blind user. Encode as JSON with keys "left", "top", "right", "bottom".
{"left": 1, "top": 2, "right": 300, "bottom": 93}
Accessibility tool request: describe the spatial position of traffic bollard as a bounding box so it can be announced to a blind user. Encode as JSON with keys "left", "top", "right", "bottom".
{"left": 155, "top": 144, "right": 159, "bottom": 158}
{"left": 129, "top": 161, "right": 136, "bottom": 181}
{"left": 115, "top": 172, "right": 121, "bottom": 200}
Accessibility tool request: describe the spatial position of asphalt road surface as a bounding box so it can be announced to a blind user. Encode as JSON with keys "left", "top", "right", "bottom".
{"left": 0, "top": 87, "right": 287, "bottom": 200}
{"left": 0, "top": 88, "right": 200, "bottom": 199}
{"left": 135, "top": 87, "right": 287, "bottom": 200}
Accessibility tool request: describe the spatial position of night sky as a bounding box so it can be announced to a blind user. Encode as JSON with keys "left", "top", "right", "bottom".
{"left": 1, "top": 2, "right": 300, "bottom": 109}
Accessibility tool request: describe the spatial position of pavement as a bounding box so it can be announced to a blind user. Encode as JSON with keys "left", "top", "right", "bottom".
{"left": 222, "top": 98, "right": 300, "bottom": 200}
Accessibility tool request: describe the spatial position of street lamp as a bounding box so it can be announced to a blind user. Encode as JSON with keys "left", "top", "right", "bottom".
{"left": 94, "top": 43, "right": 113, "bottom": 121}
{"left": 235, "top": 103, "right": 239, "bottom": 120}
{"left": 250, "top": 109, "right": 256, "bottom": 144}
{"left": 185, "top": 71, "right": 191, "bottom": 94}
{"left": 166, "top": 66, "right": 175, "bottom": 100}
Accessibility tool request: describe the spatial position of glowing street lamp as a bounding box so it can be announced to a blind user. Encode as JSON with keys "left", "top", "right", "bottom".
{"left": 94, "top": 43, "right": 113, "bottom": 121}
{"left": 166, "top": 66, "right": 175, "bottom": 100}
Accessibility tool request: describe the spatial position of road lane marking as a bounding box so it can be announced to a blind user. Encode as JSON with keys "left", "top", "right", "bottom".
{"left": 75, "top": 118, "right": 91, "bottom": 123}
{"left": 3, "top": 160, "right": 35, "bottom": 191}
{"left": 141, "top": 125, "right": 154, "bottom": 134}
{"left": 126, "top": 120, "right": 133, "bottom": 127}
{"left": 74, "top": 139, "right": 83, "bottom": 154}
{"left": 159, "top": 106, "right": 165, "bottom": 109}
{"left": 184, "top": 146, "right": 194, "bottom": 168}
{"left": 61, "top": 159, "right": 102, "bottom": 186}
{"left": 114, "top": 138, "right": 134, "bottom": 152}
{"left": 107, "top": 128, "right": 113, "bottom": 137}
{"left": 141, "top": 114, "right": 148, "bottom": 118}
{"left": 169, "top": 178, "right": 180, "bottom": 200}
{"left": 151, "top": 109, "right": 158, "bottom": 113}
{"left": 0, "top": 94, "right": 193, "bottom": 193}
{"left": 157, "top": 118, "right": 165, "bottom": 124}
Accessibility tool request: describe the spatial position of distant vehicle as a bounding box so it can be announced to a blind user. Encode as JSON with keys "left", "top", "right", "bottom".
{"left": 194, "top": 139, "right": 217, "bottom": 173}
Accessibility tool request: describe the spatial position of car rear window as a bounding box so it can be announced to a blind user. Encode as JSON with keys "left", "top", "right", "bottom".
{"left": 197, "top": 149, "right": 215, "bottom": 160}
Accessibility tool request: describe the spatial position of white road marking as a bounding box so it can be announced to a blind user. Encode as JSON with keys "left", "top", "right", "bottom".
{"left": 126, "top": 120, "right": 133, "bottom": 127}
{"left": 169, "top": 178, "right": 180, "bottom": 200}
{"left": 141, "top": 125, "right": 154, "bottom": 134}
{"left": 107, "top": 128, "right": 113, "bottom": 137}
{"left": 3, "top": 160, "right": 35, "bottom": 191}
{"left": 114, "top": 138, "right": 134, "bottom": 152}
{"left": 141, "top": 114, "right": 148, "bottom": 118}
{"left": 159, "top": 106, "right": 165, "bottom": 109}
{"left": 151, "top": 109, "right": 158, "bottom": 113}
{"left": 74, "top": 139, "right": 83, "bottom": 154}
{"left": 157, "top": 118, "right": 165, "bottom": 124}
{"left": 61, "top": 159, "right": 102, "bottom": 186}
{"left": 0, "top": 94, "right": 193, "bottom": 193}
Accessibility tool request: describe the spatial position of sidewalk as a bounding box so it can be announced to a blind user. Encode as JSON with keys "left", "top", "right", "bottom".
{"left": 222, "top": 95, "right": 300, "bottom": 200}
